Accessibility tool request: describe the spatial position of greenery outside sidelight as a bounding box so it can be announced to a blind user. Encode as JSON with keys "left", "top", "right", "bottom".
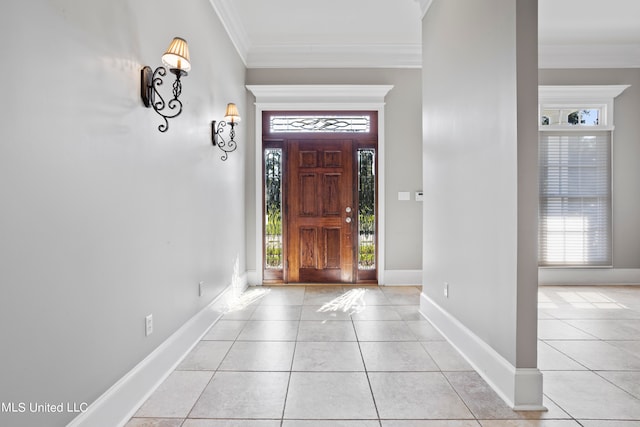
{"left": 358, "top": 149, "right": 376, "bottom": 270}
{"left": 265, "top": 148, "right": 283, "bottom": 268}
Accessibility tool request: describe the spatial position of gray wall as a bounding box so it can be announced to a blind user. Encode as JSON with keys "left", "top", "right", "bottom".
{"left": 539, "top": 69, "right": 640, "bottom": 269}
{"left": 0, "top": 1, "right": 247, "bottom": 426}
{"left": 421, "top": 0, "right": 539, "bottom": 369}
{"left": 245, "top": 68, "right": 423, "bottom": 276}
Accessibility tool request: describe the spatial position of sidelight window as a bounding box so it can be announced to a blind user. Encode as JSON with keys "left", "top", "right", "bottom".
{"left": 264, "top": 148, "right": 283, "bottom": 270}
{"left": 357, "top": 149, "right": 376, "bottom": 270}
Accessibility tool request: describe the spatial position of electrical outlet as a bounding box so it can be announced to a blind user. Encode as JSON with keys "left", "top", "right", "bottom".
{"left": 145, "top": 314, "right": 153, "bottom": 336}
{"left": 199, "top": 281, "right": 204, "bottom": 297}
{"left": 444, "top": 282, "right": 449, "bottom": 298}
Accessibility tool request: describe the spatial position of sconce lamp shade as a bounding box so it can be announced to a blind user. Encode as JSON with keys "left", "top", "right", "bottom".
{"left": 224, "top": 103, "right": 241, "bottom": 123}
{"left": 212, "top": 103, "right": 241, "bottom": 160}
{"left": 141, "top": 36, "right": 191, "bottom": 132}
{"left": 162, "top": 37, "right": 191, "bottom": 72}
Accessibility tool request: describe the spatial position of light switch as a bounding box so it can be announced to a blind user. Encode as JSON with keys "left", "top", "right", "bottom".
{"left": 415, "top": 191, "right": 424, "bottom": 202}
{"left": 398, "top": 191, "right": 410, "bottom": 201}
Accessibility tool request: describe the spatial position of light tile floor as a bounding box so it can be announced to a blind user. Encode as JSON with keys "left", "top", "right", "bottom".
{"left": 127, "top": 285, "right": 640, "bottom": 427}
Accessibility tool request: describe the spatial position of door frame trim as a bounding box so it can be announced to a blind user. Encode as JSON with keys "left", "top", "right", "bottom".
{"left": 247, "top": 84, "right": 394, "bottom": 285}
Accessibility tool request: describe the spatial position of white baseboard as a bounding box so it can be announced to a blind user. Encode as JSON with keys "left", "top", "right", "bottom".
{"left": 420, "top": 292, "right": 545, "bottom": 410}
{"left": 539, "top": 268, "right": 640, "bottom": 285}
{"left": 67, "top": 275, "right": 248, "bottom": 427}
{"left": 246, "top": 269, "right": 259, "bottom": 286}
{"left": 382, "top": 269, "right": 422, "bottom": 285}
{"left": 249, "top": 267, "right": 640, "bottom": 287}
{"left": 385, "top": 268, "right": 640, "bottom": 286}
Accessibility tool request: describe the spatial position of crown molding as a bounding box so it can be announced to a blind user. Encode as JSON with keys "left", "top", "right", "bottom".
{"left": 415, "top": 0, "right": 434, "bottom": 18}
{"left": 246, "top": 43, "right": 422, "bottom": 69}
{"left": 539, "top": 43, "right": 640, "bottom": 69}
{"left": 246, "top": 84, "right": 394, "bottom": 105}
{"left": 539, "top": 84, "right": 630, "bottom": 101}
{"left": 208, "top": 0, "right": 250, "bottom": 65}
{"left": 209, "top": 0, "right": 637, "bottom": 70}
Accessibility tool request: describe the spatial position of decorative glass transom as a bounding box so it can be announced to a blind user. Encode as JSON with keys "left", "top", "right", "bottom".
{"left": 270, "top": 116, "right": 371, "bottom": 133}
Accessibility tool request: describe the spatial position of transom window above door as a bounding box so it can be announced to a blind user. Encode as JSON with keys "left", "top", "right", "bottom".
{"left": 269, "top": 115, "right": 372, "bottom": 133}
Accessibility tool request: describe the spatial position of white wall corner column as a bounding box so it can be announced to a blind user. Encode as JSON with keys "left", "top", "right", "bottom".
{"left": 246, "top": 85, "right": 393, "bottom": 285}
{"left": 420, "top": 0, "right": 543, "bottom": 409}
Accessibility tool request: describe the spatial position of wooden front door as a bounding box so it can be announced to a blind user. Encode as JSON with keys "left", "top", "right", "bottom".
{"left": 286, "top": 140, "right": 354, "bottom": 283}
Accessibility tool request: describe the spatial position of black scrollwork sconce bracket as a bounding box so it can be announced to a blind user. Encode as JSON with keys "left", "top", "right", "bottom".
{"left": 211, "top": 120, "right": 238, "bottom": 161}
{"left": 141, "top": 66, "right": 187, "bottom": 133}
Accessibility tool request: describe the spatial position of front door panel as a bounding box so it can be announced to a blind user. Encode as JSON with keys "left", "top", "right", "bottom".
{"left": 287, "top": 140, "right": 354, "bottom": 283}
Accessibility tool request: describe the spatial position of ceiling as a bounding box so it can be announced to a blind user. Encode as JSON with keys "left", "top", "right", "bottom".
{"left": 209, "top": 0, "right": 640, "bottom": 69}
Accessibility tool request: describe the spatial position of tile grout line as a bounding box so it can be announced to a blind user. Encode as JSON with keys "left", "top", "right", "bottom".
{"left": 591, "top": 369, "right": 640, "bottom": 403}
{"left": 540, "top": 339, "right": 591, "bottom": 371}
{"left": 182, "top": 303, "right": 252, "bottom": 422}
{"left": 438, "top": 363, "right": 479, "bottom": 423}
{"left": 278, "top": 288, "right": 306, "bottom": 427}
{"left": 539, "top": 392, "right": 585, "bottom": 426}
{"left": 351, "top": 304, "right": 383, "bottom": 426}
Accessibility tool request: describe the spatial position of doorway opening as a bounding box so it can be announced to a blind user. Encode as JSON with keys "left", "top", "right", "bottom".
{"left": 262, "top": 111, "right": 378, "bottom": 284}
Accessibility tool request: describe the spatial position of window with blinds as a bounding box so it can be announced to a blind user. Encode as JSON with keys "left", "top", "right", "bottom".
{"left": 538, "top": 131, "right": 612, "bottom": 266}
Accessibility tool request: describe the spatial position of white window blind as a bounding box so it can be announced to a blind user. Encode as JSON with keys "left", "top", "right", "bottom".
{"left": 539, "top": 131, "right": 612, "bottom": 266}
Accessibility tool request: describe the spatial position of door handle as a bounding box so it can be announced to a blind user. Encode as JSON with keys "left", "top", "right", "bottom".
{"left": 345, "top": 217, "right": 352, "bottom": 223}
{"left": 345, "top": 207, "right": 352, "bottom": 213}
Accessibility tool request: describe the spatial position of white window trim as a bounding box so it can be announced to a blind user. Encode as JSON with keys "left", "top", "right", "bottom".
{"left": 246, "top": 84, "right": 394, "bottom": 285}
{"left": 538, "top": 84, "right": 629, "bottom": 268}
{"left": 539, "top": 85, "right": 629, "bottom": 131}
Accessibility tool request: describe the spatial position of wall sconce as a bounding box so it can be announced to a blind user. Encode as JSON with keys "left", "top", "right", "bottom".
{"left": 211, "top": 103, "right": 241, "bottom": 161}
{"left": 141, "top": 37, "right": 191, "bottom": 133}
